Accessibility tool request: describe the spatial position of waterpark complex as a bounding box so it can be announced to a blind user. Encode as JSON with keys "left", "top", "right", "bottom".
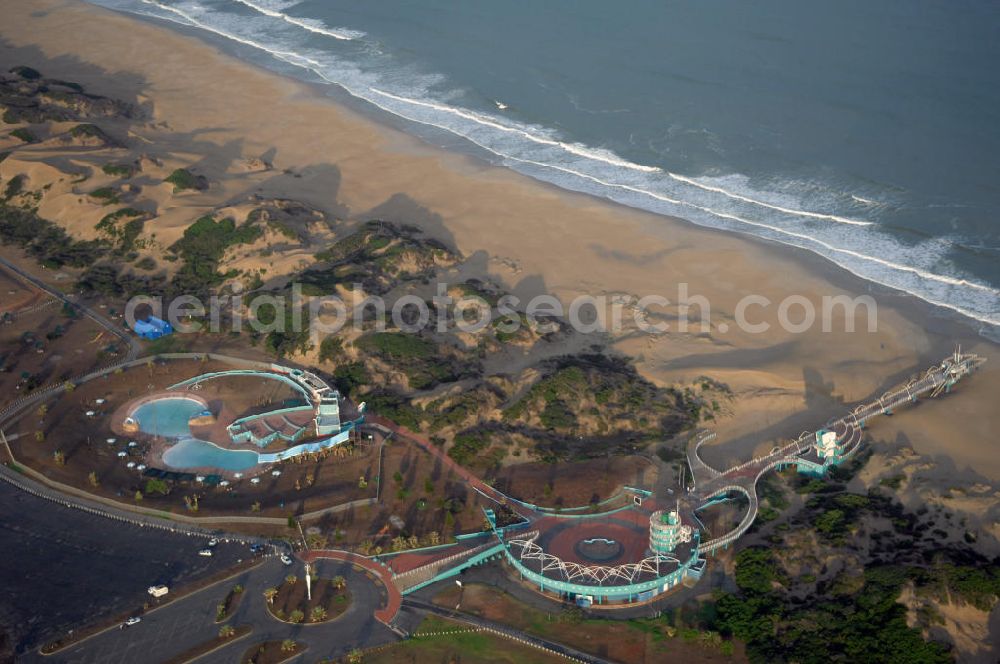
{"left": 117, "top": 364, "right": 366, "bottom": 475}
{"left": 369, "top": 348, "right": 987, "bottom": 610}
{"left": 0, "top": 340, "right": 987, "bottom": 619}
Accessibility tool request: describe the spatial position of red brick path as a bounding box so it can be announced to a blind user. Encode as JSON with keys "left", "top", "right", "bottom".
{"left": 299, "top": 549, "right": 402, "bottom": 625}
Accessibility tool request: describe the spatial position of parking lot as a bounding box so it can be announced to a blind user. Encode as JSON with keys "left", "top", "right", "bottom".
{"left": 0, "top": 480, "right": 251, "bottom": 659}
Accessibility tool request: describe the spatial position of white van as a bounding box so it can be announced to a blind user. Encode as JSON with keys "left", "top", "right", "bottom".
{"left": 148, "top": 585, "right": 169, "bottom": 597}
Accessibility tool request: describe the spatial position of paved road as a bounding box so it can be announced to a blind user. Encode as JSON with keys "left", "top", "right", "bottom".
{"left": 0, "top": 479, "right": 252, "bottom": 659}
{"left": 0, "top": 257, "right": 139, "bottom": 362}
{"left": 28, "top": 558, "right": 400, "bottom": 664}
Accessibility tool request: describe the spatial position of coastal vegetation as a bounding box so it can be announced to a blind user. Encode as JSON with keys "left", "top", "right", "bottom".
{"left": 168, "top": 215, "right": 263, "bottom": 292}
{"left": 95, "top": 208, "right": 145, "bottom": 253}
{"left": 88, "top": 187, "right": 119, "bottom": 205}
{"left": 712, "top": 467, "right": 1000, "bottom": 663}
{"left": 164, "top": 167, "right": 207, "bottom": 192}
{"left": 715, "top": 548, "right": 953, "bottom": 663}
{"left": 0, "top": 202, "right": 106, "bottom": 269}
{"left": 299, "top": 220, "right": 458, "bottom": 296}
{"left": 101, "top": 162, "right": 135, "bottom": 178}
{"left": 10, "top": 127, "right": 38, "bottom": 144}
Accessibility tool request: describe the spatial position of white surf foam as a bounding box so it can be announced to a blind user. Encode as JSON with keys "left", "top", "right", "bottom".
{"left": 230, "top": 0, "right": 364, "bottom": 40}
{"left": 112, "top": 0, "right": 1000, "bottom": 328}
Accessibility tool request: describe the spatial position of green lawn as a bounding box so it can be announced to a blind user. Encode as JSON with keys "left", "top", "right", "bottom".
{"left": 367, "top": 616, "right": 561, "bottom": 664}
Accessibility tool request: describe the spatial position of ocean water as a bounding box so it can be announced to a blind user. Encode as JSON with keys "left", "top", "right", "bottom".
{"left": 90, "top": 0, "right": 1000, "bottom": 330}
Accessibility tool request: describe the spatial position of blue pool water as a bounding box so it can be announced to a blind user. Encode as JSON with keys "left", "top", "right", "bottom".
{"left": 162, "top": 438, "right": 260, "bottom": 471}
{"left": 132, "top": 397, "right": 207, "bottom": 438}
{"left": 133, "top": 396, "right": 261, "bottom": 471}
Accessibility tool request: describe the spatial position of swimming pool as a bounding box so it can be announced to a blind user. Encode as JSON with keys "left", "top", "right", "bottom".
{"left": 131, "top": 397, "right": 207, "bottom": 438}
{"left": 162, "top": 438, "right": 260, "bottom": 472}
{"left": 132, "top": 396, "right": 261, "bottom": 471}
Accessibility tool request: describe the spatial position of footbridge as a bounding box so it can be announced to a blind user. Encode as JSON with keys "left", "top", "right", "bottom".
{"left": 688, "top": 349, "right": 985, "bottom": 554}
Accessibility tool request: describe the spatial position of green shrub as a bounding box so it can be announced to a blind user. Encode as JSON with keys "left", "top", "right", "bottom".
{"left": 0, "top": 202, "right": 107, "bottom": 268}
{"left": 144, "top": 478, "right": 169, "bottom": 495}
{"left": 164, "top": 168, "right": 206, "bottom": 192}
{"left": 3, "top": 175, "right": 25, "bottom": 201}
{"left": 69, "top": 123, "right": 112, "bottom": 142}
{"left": 356, "top": 332, "right": 435, "bottom": 360}
{"left": 168, "top": 215, "right": 262, "bottom": 292}
{"left": 447, "top": 432, "right": 490, "bottom": 466}
{"left": 9, "top": 66, "right": 41, "bottom": 80}
{"left": 10, "top": 128, "right": 38, "bottom": 144}
{"left": 88, "top": 187, "right": 119, "bottom": 205}
{"left": 318, "top": 336, "right": 344, "bottom": 364}
{"left": 102, "top": 163, "right": 133, "bottom": 177}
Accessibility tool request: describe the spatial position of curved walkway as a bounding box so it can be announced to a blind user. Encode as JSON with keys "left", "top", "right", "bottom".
{"left": 299, "top": 549, "right": 403, "bottom": 627}
{"left": 688, "top": 350, "right": 985, "bottom": 554}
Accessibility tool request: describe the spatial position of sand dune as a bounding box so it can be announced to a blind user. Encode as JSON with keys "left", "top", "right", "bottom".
{"left": 0, "top": 0, "right": 997, "bottom": 481}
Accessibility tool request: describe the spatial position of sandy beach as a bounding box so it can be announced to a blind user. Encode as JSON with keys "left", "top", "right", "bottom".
{"left": 1, "top": 0, "right": 998, "bottom": 485}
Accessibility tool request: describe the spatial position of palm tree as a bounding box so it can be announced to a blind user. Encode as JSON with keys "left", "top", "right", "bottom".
{"left": 281, "top": 639, "right": 297, "bottom": 652}
{"left": 218, "top": 625, "right": 235, "bottom": 639}
{"left": 310, "top": 606, "right": 327, "bottom": 622}
{"left": 263, "top": 587, "right": 278, "bottom": 604}
{"left": 331, "top": 575, "right": 346, "bottom": 590}
{"left": 347, "top": 648, "right": 364, "bottom": 664}
{"left": 285, "top": 574, "right": 297, "bottom": 585}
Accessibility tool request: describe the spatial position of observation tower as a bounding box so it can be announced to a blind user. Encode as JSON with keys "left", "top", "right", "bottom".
{"left": 649, "top": 503, "right": 693, "bottom": 555}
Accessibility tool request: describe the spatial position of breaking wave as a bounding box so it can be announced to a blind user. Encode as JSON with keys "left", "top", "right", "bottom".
{"left": 97, "top": 0, "right": 1000, "bottom": 328}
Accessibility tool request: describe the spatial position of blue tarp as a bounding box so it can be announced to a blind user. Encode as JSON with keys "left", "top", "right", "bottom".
{"left": 133, "top": 316, "right": 173, "bottom": 340}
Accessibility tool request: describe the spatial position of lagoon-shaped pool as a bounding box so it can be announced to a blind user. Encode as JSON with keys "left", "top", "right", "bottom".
{"left": 132, "top": 396, "right": 261, "bottom": 471}
{"left": 131, "top": 397, "right": 207, "bottom": 438}
{"left": 162, "top": 438, "right": 260, "bottom": 472}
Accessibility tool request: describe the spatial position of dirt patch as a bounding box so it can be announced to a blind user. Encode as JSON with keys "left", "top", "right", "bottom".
{"left": 0, "top": 302, "right": 116, "bottom": 398}
{"left": 0, "top": 269, "right": 47, "bottom": 314}
{"left": 493, "top": 455, "right": 653, "bottom": 508}
{"left": 239, "top": 639, "right": 304, "bottom": 664}
{"left": 163, "top": 624, "right": 251, "bottom": 664}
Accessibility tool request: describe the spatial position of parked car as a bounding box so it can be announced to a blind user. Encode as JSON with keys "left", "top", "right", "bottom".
{"left": 207, "top": 538, "right": 219, "bottom": 547}
{"left": 249, "top": 544, "right": 264, "bottom": 554}
{"left": 198, "top": 548, "right": 213, "bottom": 557}
{"left": 280, "top": 554, "right": 293, "bottom": 566}
{"left": 147, "top": 585, "right": 169, "bottom": 598}
{"left": 124, "top": 616, "right": 141, "bottom": 626}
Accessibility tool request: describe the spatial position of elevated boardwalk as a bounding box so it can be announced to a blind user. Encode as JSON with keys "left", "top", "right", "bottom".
{"left": 689, "top": 350, "right": 985, "bottom": 554}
